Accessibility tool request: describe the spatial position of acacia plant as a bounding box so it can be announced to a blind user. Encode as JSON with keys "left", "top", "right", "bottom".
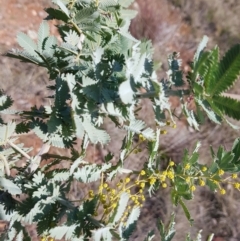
{"left": 1, "top": 0, "right": 240, "bottom": 240}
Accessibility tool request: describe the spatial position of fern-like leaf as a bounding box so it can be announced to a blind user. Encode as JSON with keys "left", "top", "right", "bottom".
{"left": 119, "top": 0, "right": 135, "bottom": 8}
{"left": 17, "top": 32, "right": 37, "bottom": 57}
{"left": 100, "top": 0, "right": 118, "bottom": 9}
{"left": 0, "top": 122, "right": 16, "bottom": 145}
{"left": 93, "top": 227, "right": 112, "bottom": 241}
{"left": 44, "top": 36, "right": 57, "bottom": 56}
{"left": 195, "top": 99, "right": 222, "bottom": 124}
{"left": 209, "top": 44, "right": 240, "bottom": 96}
{"left": 204, "top": 46, "right": 219, "bottom": 93}
{"left": 212, "top": 95, "right": 240, "bottom": 120}
{"left": 194, "top": 35, "right": 208, "bottom": 65}
{"left": 82, "top": 115, "right": 110, "bottom": 144}
{"left": 157, "top": 213, "right": 176, "bottom": 241}
{"left": 0, "top": 91, "right": 13, "bottom": 111}
{"left": 121, "top": 207, "right": 140, "bottom": 239}
{"left": 112, "top": 192, "right": 129, "bottom": 224}
{"left": 75, "top": 7, "right": 98, "bottom": 24}
{"left": 73, "top": 163, "right": 111, "bottom": 183}
{"left": 6, "top": 50, "right": 40, "bottom": 64}
{"left": 45, "top": 7, "right": 69, "bottom": 22}
{"left": 52, "top": 0, "right": 69, "bottom": 17}
{"left": 49, "top": 225, "right": 77, "bottom": 240}
{"left": 38, "top": 21, "right": 49, "bottom": 52}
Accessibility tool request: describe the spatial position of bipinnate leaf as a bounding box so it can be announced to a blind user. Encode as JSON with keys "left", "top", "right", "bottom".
{"left": 49, "top": 225, "right": 77, "bottom": 240}
{"left": 93, "top": 227, "right": 112, "bottom": 241}
{"left": 144, "top": 231, "right": 155, "bottom": 241}
{"left": 212, "top": 95, "right": 240, "bottom": 120}
{"left": 125, "top": 119, "right": 145, "bottom": 134}
{"left": 209, "top": 44, "right": 240, "bottom": 96}
{"left": 203, "top": 46, "right": 219, "bottom": 93}
{"left": 231, "top": 138, "right": 240, "bottom": 164}
{"left": 17, "top": 32, "right": 38, "bottom": 56}
{"left": 52, "top": 0, "right": 69, "bottom": 17}
{"left": 119, "top": 80, "right": 135, "bottom": 104}
{"left": 157, "top": 213, "right": 176, "bottom": 241}
{"left": 75, "top": 7, "right": 98, "bottom": 24}
{"left": 45, "top": 7, "right": 69, "bottom": 22}
{"left": 182, "top": 104, "right": 199, "bottom": 130}
{"left": 0, "top": 177, "right": 22, "bottom": 195}
{"left": 0, "top": 93, "right": 13, "bottom": 112}
{"left": 44, "top": 36, "right": 57, "bottom": 56}
{"left": 121, "top": 207, "right": 140, "bottom": 239}
{"left": 113, "top": 192, "right": 130, "bottom": 224}
{"left": 6, "top": 49, "right": 40, "bottom": 64}
{"left": 0, "top": 122, "right": 16, "bottom": 145}
{"left": 38, "top": 21, "right": 49, "bottom": 52}
{"left": 100, "top": 0, "right": 118, "bottom": 9}
{"left": 179, "top": 198, "right": 193, "bottom": 224}
{"left": 73, "top": 163, "right": 111, "bottom": 183}
{"left": 195, "top": 99, "right": 222, "bottom": 124}
{"left": 82, "top": 115, "right": 110, "bottom": 144}
{"left": 125, "top": 207, "right": 140, "bottom": 228}
{"left": 194, "top": 35, "right": 209, "bottom": 64}
{"left": 119, "top": 0, "right": 135, "bottom": 7}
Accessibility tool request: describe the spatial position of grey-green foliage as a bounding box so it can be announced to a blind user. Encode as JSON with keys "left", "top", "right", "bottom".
{"left": 1, "top": 0, "right": 240, "bottom": 240}
{"left": 7, "top": 0, "right": 168, "bottom": 148}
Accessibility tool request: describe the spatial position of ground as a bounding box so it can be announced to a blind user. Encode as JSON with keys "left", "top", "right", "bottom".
{"left": 0, "top": 1, "right": 240, "bottom": 241}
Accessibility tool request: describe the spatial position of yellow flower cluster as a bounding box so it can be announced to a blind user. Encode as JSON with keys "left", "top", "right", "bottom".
{"left": 166, "top": 120, "right": 177, "bottom": 128}
{"left": 139, "top": 134, "right": 146, "bottom": 141}
{"left": 179, "top": 163, "right": 240, "bottom": 195}
{"left": 40, "top": 237, "right": 54, "bottom": 241}
{"left": 184, "top": 163, "right": 191, "bottom": 170}
{"left": 218, "top": 169, "right": 224, "bottom": 176}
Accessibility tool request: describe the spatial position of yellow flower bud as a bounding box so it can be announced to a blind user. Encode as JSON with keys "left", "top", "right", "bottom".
{"left": 125, "top": 177, "right": 130, "bottom": 183}
{"left": 135, "top": 180, "right": 139, "bottom": 185}
{"left": 149, "top": 178, "right": 156, "bottom": 185}
{"left": 234, "top": 182, "right": 240, "bottom": 189}
{"left": 232, "top": 173, "right": 238, "bottom": 179}
{"left": 199, "top": 180, "right": 205, "bottom": 187}
{"left": 103, "top": 183, "right": 108, "bottom": 188}
{"left": 162, "top": 183, "right": 167, "bottom": 188}
{"left": 139, "top": 134, "right": 146, "bottom": 141}
{"left": 218, "top": 169, "right": 224, "bottom": 176}
{"left": 166, "top": 120, "right": 171, "bottom": 126}
{"left": 185, "top": 177, "right": 191, "bottom": 183}
{"left": 169, "top": 161, "right": 175, "bottom": 167}
{"left": 133, "top": 149, "right": 139, "bottom": 154}
{"left": 167, "top": 171, "right": 174, "bottom": 180}
{"left": 162, "top": 171, "right": 167, "bottom": 176}
{"left": 160, "top": 175, "right": 166, "bottom": 182}
{"left": 111, "top": 189, "right": 116, "bottom": 195}
{"left": 184, "top": 163, "right": 191, "bottom": 170}
{"left": 220, "top": 188, "right": 226, "bottom": 195}
{"left": 190, "top": 185, "right": 196, "bottom": 192}
{"left": 140, "top": 170, "right": 146, "bottom": 176}
{"left": 160, "top": 130, "right": 167, "bottom": 135}
{"left": 201, "top": 166, "right": 207, "bottom": 172}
